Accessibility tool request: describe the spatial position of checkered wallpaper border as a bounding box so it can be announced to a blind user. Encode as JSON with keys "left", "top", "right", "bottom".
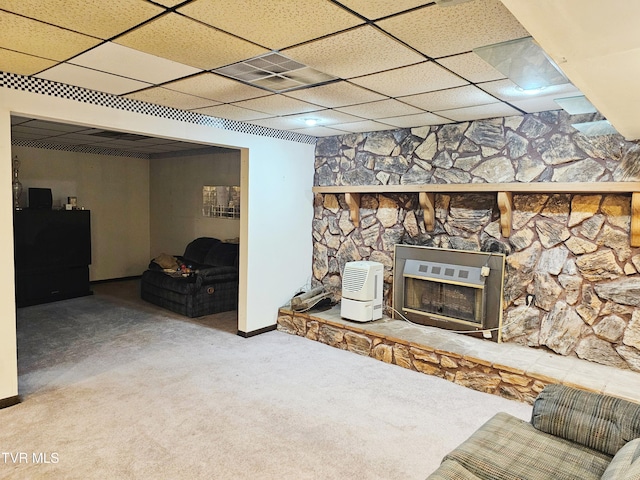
{"left": 12, "top": 139, "right": 151, "bottom": 159}
{"left": 1, "top": 71, "right": 317, "bottom": 145}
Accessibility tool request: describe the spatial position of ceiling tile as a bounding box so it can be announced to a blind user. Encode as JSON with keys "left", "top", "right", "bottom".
{"left": 284, "top": 82, "right": 387, "bottom": 108}
{"left": 134, "top": 137, "right": 181, "bottom": 145}
{"left": 350, "top": 61, "right": 467, "bottom": 97}
{"left": 0, "top": 11, "right": 101, "bottom": 61}
{"left": 190, "top": 104, "right": 272, "bottom": 121}
{"left": 70, "top": 42, "right": 202, "bottom": 84}
{"left": 336, "top": 99, "right": 424, "bottom": 119}
{"left": 290, "top": 126, "right": 349, "bottom": 137}
{"left": 25, "top": 120, "right": 87, "bottom": 133}
{"left": 379, "top": 112, "right": 452, "bottom": 128}
{"left": 248, "top": 110, "right": 363, "bottom": 130}
{"left": 328, "top": 120, "right": 396, "bottom": 133}
{"left": 232, "top": 95, "right": 323, "bottom": 116}
{"left": 163, "top": 73, "right": 270, "bottom": 103}
{"left": 478, "top": 79, "right": 581, "bottom": 103}
{"left": 437, "top": 52, "right": 505, "bottom": 83}
{"left": 57, "top": 133, "right": 116, "bottom": 143}
{"left": 283, "top": 25, "right": 425, "bottom": 79}
{"left": 36, "top": 63, "right": 151, "bottom": 95}
{"left": 400, "top": 85, "right": 499, "bottom": 111}
{"left": 126, "top": 87, "right": 222, "bottom": 109}
{"left": 11, "top": 132, "right": 44, "bottom": 141}
{"left": 115, "top": 13, "right": 268, "bottom": 70}
{"left": 0, "top": 0, "right": 164, "bottom": 39}
{"left": 434, "top": 102, "right": 522, "bottom": 122}
{"left": 38, "top": 136, "right": 97, "bottom": 145}
{"left": 337, "top": 0, "right": 431, "bottom": 20}
{"left": 0, "top": 48, "right": 56, "bottom": 76}
{"left": 246, "top": 116, "right": 312, "bottom": 130}
{"left": 305, "top": 110, "right": 365, "bottom": 126}
{"left": 12, "top": 125, "right": 66, "bottom": 137}
{"left": 510, "top": 94, "right": 582, "bottom": 114}
{"left": 178, "top": 0, "right": 363, "bottom": 50}
{"left": 11, "top": 116, "right": 32, "bottom": 125}
{"left": 377, "top": 0, "right": 529, "bottom": 58}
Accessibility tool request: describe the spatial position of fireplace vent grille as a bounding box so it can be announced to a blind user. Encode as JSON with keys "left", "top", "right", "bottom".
{"left": 403, "top": 259, "right": 485, "bottom": 288}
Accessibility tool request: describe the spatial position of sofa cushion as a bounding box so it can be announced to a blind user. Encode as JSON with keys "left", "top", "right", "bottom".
{"left": 203, "top": 241, "right": 238, "bottom": 267}
{"left": 601, "top": 438, "right": 640, "bottom": 480}
{"left": 442, "top": 412, "right": 611, "bottom": 480}
{"left": 196, "top": 265, "right": 237, "bottom": 280}
{"left": 141, "top": 270, "right": 197, "bottom": 295}
{"left": 183, "top": 237, "right": 220, "bottom": 264}
{"left": 532, "top": 384, "right": 640, "bottom": 456}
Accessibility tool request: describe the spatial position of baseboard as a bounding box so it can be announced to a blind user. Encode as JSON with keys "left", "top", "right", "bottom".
{"left": 237, "top": 324, "right": 277, "bottom": 338}
{"left": 0, "top": 395, "right": 21, "bottom": 409}
{"left": 91, "top": 275, "right": 142, "bottom": 285}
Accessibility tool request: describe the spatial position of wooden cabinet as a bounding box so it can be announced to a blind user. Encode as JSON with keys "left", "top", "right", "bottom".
{"left": 13, "top": 209, "right": 92, "bottom": 307}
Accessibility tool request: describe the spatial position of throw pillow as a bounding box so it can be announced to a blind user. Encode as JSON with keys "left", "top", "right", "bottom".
{"left": 601, "top": 438, "right": 640, "bottom": 480}
{"left": 154, "top": 253, "right": 179, "bottom": 270}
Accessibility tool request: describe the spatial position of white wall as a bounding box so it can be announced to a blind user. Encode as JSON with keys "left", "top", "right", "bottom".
{"left": 0, "top": 86, "right": 315, "bottom": 403}
{"left": 0, "top": 110, "right": 17, "bottom": 402}
{"left": 12, "top": 146, "right": 150, "bottom": 281}
{"left": 149, "top": 150, "right": 240, "bottom": 257}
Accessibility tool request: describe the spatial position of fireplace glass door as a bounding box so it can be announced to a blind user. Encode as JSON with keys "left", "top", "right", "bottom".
{"left": 403, "top": 277, "right": 485, "bottom": 326}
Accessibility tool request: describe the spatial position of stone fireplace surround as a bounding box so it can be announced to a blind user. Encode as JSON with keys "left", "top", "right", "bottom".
{"left": 309, "top": 110, "right": 640, "bottom": 375}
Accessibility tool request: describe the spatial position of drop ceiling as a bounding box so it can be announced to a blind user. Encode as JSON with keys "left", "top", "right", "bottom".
{"left": 0, "top": 0, "right": 628, "bottom": 144}
{"left": 10, "top": 116, "right": 230, "bottom": 157}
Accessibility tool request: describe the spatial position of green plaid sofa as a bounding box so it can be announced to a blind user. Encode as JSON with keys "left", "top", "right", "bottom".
{"left": 141, "top": 237, "right": 239, "bottom": 317}
{"left": 427, "top": 384, "right": 640, "bottom": 480}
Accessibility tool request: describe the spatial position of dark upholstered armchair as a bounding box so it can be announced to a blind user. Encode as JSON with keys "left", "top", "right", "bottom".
{"left": 140, "top": 237, "right": 239, "bottom": 317}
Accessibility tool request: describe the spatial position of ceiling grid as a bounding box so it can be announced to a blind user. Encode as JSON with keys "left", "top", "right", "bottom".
{"left": 1, "top": 0, "right": 623, "bottom": 148}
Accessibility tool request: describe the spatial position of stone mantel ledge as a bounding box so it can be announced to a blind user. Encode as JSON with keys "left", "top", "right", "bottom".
{"left": 277, "top": 305, "right": 640, "bottom": 405}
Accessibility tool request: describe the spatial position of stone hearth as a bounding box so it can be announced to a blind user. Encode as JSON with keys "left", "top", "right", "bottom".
{"left": 277, "top": 306, "right": 640, "bottom": 405}
{"left": 312, "top": 110, "right": 640, "bottom": 373}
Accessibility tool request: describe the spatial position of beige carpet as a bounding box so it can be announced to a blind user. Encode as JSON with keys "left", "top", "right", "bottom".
{"left": 0, "top": 280, "right": 531, "bottom": 479}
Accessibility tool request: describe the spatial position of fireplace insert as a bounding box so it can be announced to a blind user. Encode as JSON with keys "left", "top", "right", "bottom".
{"left": 393, "top": 245, "right": 505, "bottom": 341}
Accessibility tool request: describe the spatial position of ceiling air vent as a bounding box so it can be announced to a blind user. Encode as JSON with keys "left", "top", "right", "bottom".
{"left": 212, "top": 51, "right": 338, "bottom": 93}
{"left": 88, "top": 131, "right": 149, "bottom": 141}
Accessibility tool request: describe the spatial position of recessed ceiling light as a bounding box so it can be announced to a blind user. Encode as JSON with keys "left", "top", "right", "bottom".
{"left": 304, "top": 118, "right": 318, "bottom": 126}
{"left": 515, "top": 86, "right": 546, "bottom": 95}
{"left": 474, "top": 37, "right": 568, "bottom": 91}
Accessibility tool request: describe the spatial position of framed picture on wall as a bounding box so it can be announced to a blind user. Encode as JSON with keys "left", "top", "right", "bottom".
{"left": 202, "top": 186, "right": 240, "bottom": 218}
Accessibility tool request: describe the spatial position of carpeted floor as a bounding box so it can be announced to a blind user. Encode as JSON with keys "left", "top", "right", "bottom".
{"left": 0, "top": 280, "right": 531, "bottom": 479}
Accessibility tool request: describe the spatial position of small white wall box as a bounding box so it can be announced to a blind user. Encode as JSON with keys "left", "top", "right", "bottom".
{"left": 341, "top": 261, "right": 384, "bottom": 322}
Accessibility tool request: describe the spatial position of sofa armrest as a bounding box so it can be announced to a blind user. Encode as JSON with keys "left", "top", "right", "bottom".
{"left": 531, "top": 384, "right": 640, "bottom": 456}
{"left": 427, "top": 459, "right": 484, "bottom": 479}
{"left": 195, "top": 266, "right": 238, "bottom": 284}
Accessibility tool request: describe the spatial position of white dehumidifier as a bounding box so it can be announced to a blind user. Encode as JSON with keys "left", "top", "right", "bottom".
{"left": 340, "top": 261, "right": 384, "bottom": 322}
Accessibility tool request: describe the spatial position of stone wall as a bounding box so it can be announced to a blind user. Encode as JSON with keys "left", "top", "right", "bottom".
{"left": 278, "top": 309, "right": 548, "bottom": 404}
{"left": 312, "top": 111, "right": 640, "bottom": 372}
